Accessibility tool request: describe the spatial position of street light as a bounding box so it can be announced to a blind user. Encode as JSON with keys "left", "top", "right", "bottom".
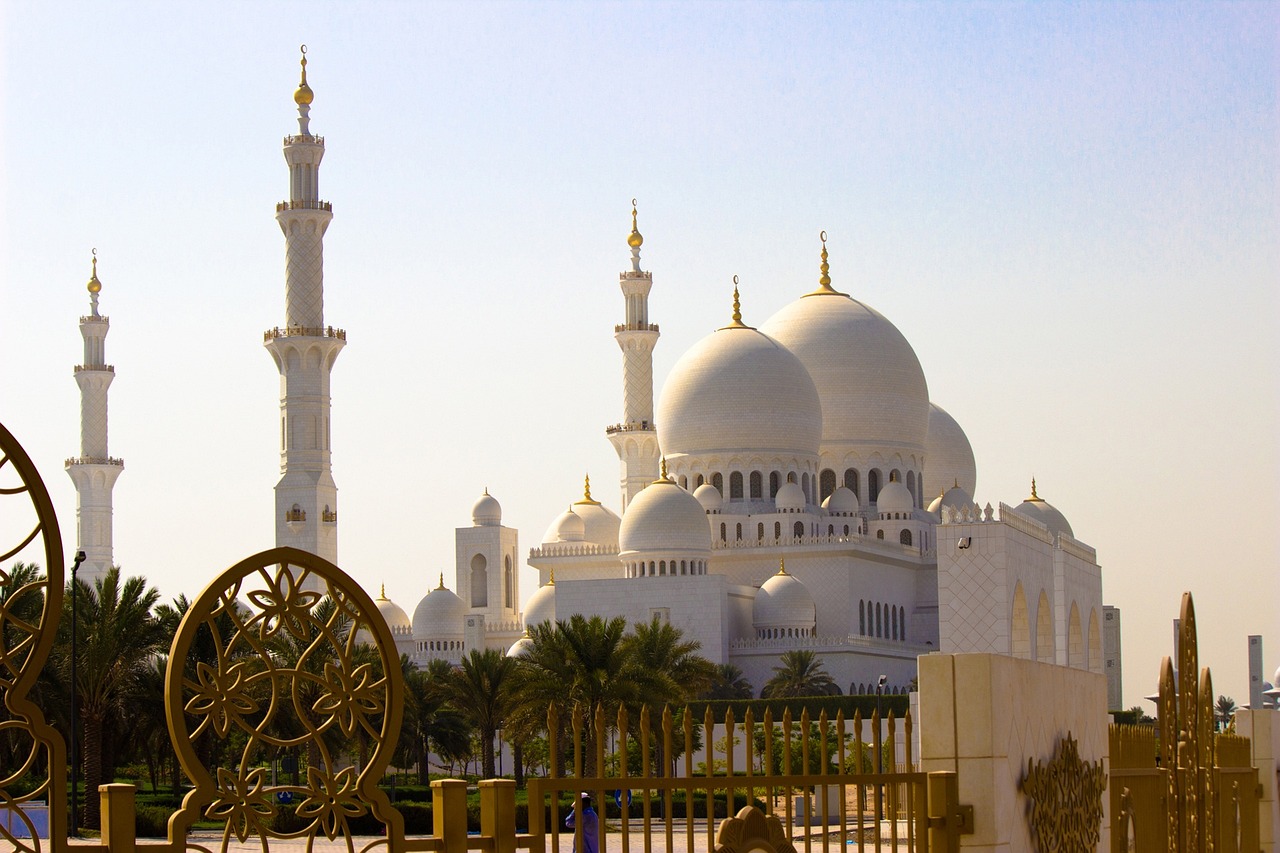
{"left": 875, "top": 674, "right": 887, "bottom": 829}
{"left": 69, "top": 550, "right": 85, "bottom": 837}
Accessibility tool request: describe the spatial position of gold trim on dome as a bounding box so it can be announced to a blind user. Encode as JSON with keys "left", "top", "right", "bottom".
{"left": 627, "top": 198, "right": 643, "bottom": 249}
{"left": 803, "top": 231, "right": 846, "bottom": 297}
{"left": 575, "top": 473, "right": 601, "bottom": 506}
{"left": 719, "top": 276, "right": 755, "bottom": 330}
{"left": 548, "top": 567, "right": 555, "bottom": 585}
{"left": 437, "top": 573, "right": 445, "bottom": 590}
{"left": 651, "top": 456, "right": 674, "bottom": 485}
{"left": 1026, "top": 477, "right": 1043, "bottom": 502}
{"left": 777, "top": 558, "right": 787, "bottom": 576}
{"left": 379, "top": 583, "right": 387, "bottom": 600}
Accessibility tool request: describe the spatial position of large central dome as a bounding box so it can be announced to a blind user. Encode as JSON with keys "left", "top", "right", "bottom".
{"left": 657, "top": 325, "right": 821, "bottom": 460}
{"left": 761, "top": 292, "right": 929, "bottom": 455}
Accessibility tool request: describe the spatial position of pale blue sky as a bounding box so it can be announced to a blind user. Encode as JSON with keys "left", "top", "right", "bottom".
{"left": 2, "top": 2, "right": 1276, "bottom": 709}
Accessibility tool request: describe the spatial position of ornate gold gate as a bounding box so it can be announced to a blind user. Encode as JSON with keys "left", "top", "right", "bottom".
{"left": 1110, "top": 592, "right": 1261, "bottom": 852}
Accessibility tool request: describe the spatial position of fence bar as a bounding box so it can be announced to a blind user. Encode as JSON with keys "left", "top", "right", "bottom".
{"left": 99, "top": 783, "right": 136, "bottom": 853}
{"left": 663, "top": 705, "right": 675, "bottom": 853}
{"left": 763, "top": 708, "right": 776, "bottom": 818}
{"left": 837, "top": 711, "right": 849, "bottom": 849}
{"left": 801, "top": 707, "right": 813, "bottom": 853}
{"left": 744, "top": 707, "right": 756, "bottom": 811}
{"left": 704, "top": 705, "right": 715, "bottom": 853}
{"left": 480, "top": 779, "right": 516, "bottom": 853}
{"left": 433, "top": 778, "right": 469, "bottom": 853}
{"left": 819, "top": 709, "right": 830, "bottom": 853}
{"left": 639, "top": 704, "right": 651, "bottom": 853}
{"left": 926, "top": 770, "right": 959, "bottom": 853}
{"left": 783, "top": 708, "right": 795, "bottom": 838}
{"left": 618, "top": 705, "right": 631, "bottom": 853}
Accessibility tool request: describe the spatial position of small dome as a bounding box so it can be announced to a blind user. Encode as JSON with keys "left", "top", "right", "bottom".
{"left": 928, "top": 484, "right": 976, "bottom": 516}
{"left": 571, "top": 490, "right": 622, "bottom": 545}
{"left": 523, "top": 580, "right": 556, "bottom": 629}
{"left": 472, "top": 490, "right": 502, "bottom": 526}
{"left": 1013, "top": 480, "right": 1073, "bottom": 539}
{"left": 775, "top": 482, "right": 806, "bottom": 512}
{"left": 619, "top": 476, "right": 712, "bottom": 556}
{"left": 545, "top": 507, "right": 585, "bottom": 543}
{"left": 694, "top": 483, "right": 723, "bottom": 512}
{"left": 375, "top": 589, "right": 411, "bottom": 633}
{"left": 822, "top": 486, "right": 859, "bottom": 516}
{"left": 412, "top": 576, "right": 465, "bottom": 640}
{"left": 753, "top": 562, "right": 816, "bottom": 633}
{"left": 876, "top": 477, "right": 914, "bottom": 516}
{"left": 507, "top": 635, "right": 535, "bottom": 658}
{"left": 925, "top": 403, "right": 977, "bottom": 498}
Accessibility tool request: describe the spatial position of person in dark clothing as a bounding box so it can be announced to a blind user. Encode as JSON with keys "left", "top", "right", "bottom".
{"left": 565, "top": 792, "right": 599, "bottom": 853}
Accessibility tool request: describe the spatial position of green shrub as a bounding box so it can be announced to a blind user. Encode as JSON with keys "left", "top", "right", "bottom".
{"left": 394, "top": 801, "right": 433, "bottom": 834}
{"left": 135, "top": 805, "right": 171, "bottom": 838}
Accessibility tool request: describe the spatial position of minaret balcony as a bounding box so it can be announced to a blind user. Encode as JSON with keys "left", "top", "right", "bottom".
{"left": 614, "top": 323, "right": 660, "bottom": 333}
{"left": 322, "top": 508, "right": 338, "bottom": 523}
{"left": 65, "top": 456, "right": 124, "bottom": 467}
{"left": 276, "top": 200, "right": 332, "bottom": 212}
{"left": 264, "top": 325, "right": 346, "bottom": 342}
{"left": 283, "top": 133, "right": 325, "bottom": 146}
{"left": 285, "top": 508, "right": 307, "bottom": 522}
{"left": 605, "top": 420, "right": 656, "bottom": 435}
{"left": 74, "top": 364, "right": 115, "bottom": 373}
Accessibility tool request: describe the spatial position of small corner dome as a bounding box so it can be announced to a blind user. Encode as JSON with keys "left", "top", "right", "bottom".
{"left": 876, "top": 478, "right": 913, "bottom": 515}
{"left": 619, "top": 479, "right": 712, "bottom": 555}
{"left": 1012, "top": 483, "right": 1073, "bottom": 539}
{"left": 507, "top": 635, "right": 535, "bottom": 658}
{"left": 822, "top": 486, "right": 859, "bottom": 515}
{"left": 412, "top": 581, "right": 465, "bottom": 639}
{"left": 544, "top": 508, "right": 585, "bottom": 543}
{"left": 753, "top": 567, "right": 816, "bottom": 631}
{"left": 472, "top": 491, "right": 502, "bottom": 526}
{"left": 375, "top": 594, "right": 411, "bottom": 634}
{"left": 522, "top": 581, "right": 556, "bottom": 630}
{"left": 775, "top": 481, "right": 806, "bottom": 512}
{"left": 928, "top": 484, "right": 975, "bottom": 516}
{"left": 694, "top": 483, "right": 723, "bottom": 512}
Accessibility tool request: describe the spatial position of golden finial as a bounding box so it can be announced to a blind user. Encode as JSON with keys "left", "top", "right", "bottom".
{"left": 660, "top": 457, "right": 669, "bottom": 480}
{"left": 379, "top": 583, "right": 387, "bottom": 600}
{"left": 805, "top": 231, "right": 845, "bottom": 297}
{"left": 1028, "top": 477, "right": 1041, "bottom": 501}
{"left": 437, "top": 572, "right": 445, "bottom": 590}
{"left": 294, "top": 45, "right": 314, "bottom": 106}
{"left": 483, "top": 486, "right": 489, "bottom": 496}
{"left": 889, "top": 470, "right": 898, "bottom": 483}
{"left": 87, "top": 248, "right": 102, "bottom": 294}
{"left": 576, "top": 473, "right": 601, "bottom": 506}
{"left": 720, "top": 276, "right": 754, "bottom": 330}
{"left": 548, "top": 567, "right": 556, "bottom": 585}
{"left": 627, "top": 198, "right": 644, "bottom": 249}
{"left": 778, "top": 558, "right": 788, "bottom": 576}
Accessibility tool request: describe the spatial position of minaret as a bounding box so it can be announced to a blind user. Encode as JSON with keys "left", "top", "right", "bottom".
{"left": 263, "top": 47, "right": 345, "bottom": 565}
{"left": 65, "top": 251, "right": 123, "bottom": 583}
{"left": 605, "top": 200, "right": 661, "bottom": 509}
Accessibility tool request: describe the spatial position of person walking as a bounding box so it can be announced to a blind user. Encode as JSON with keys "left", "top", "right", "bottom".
{"left": 565, "top": 792, "right": 599, "bottom": 853}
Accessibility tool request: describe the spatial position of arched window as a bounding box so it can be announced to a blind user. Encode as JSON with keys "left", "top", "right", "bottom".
{"left": 1036, "top": 591, "right": 1054, "bottom": 663}
{"left": 843, "top": 525, "right": 850, "bottom": 536}
{"left": 736, "top": 523, "right": 743, "bottom": 541}
{"left": 844, "top": 468, "right": 859, "bottom": 499}
{"left": 504, "top": 555, "right": 513, "bottom": 608}
{"left": 757, "top": 523, "right": 765, "bottom": 540}
{"left": 793, "top": 521, "right": 804, "bottom": 538}
{"left": 786, "top": 471, "right": 797, "bottom": 484}
{"left": 659, "top": 561, "right": 666, "bottom": 575}
{"left": 892, "top": 606, "right": 898, "bottom": 640}
{"left": 730, "top": 471, "right": 744, "bottom": 499}
{"left": 868, "top": 469, "right": 881, "bottom": 502}
{"left": 820, "top": 469, "right": 836, "bottom": 499}
{"left": 906, "top": 471, "right": 916, "bottom": 505}
{"left": 875, "top": 603, "right": 882, "bottom": 637}
{"left": 1068, "top": 603, "right": 1083, "bottom": 668}
{"left": 711, "top": 472, "right": 724, "bottom": 494}
{"left": 859, "top": 600, "right": 865, "bottom": 635}
{"left": 750, "top": 471, "right": 763, "bottom": 499}
{"left": 679, "top": 475, "right": 688, "bottom": 489}
{"left": 470, "top": 554, "right": 488, "bottom": 607}
{"left": 720, "top": 523, "right": 726, "bottom": 542}
{"left": 900, "top": 529, "right": 913, "bottom": 546}
{"left": 696, "top": 474, "right": 705, "bottom": 487}
{"left": 828, "top": 524, "right": 834, "bottom": 535}
{"left": 899, "top": 607, "right": 907, "bottom": 641}
{"left": 801, "top": 472, "right": 810, "bottom": 499}
{"left": 876, "top": 529, "right": 884, "bottom": 540}
{"left": 774, "top": 522, "right": 782, "bottom": 539}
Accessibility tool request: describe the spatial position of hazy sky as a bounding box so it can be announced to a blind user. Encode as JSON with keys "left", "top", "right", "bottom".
{"left": 2, "top": 2, "right": 1275, "bottom": 711}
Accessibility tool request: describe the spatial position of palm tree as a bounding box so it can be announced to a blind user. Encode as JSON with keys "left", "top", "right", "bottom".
{"left": 760, "top": 650, "right": 840, "bottom": 699}
{"left": 59, "top": 568, "right": 165, "bottom": 828}
{"left": 701, "top": 664, "right": 754, "bottom": 700}
{"left": 1216, "top": 695, "right": 1238, "bottom": 730}
{"left": 398, "top": 657, "right": 471, "bottom": 783}
{"left": 447, "top": 649, "right": 517, "bottom": 779}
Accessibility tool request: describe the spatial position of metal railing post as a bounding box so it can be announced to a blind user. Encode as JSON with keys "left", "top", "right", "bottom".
{"left": 99, "top": 783, "right": 136, "bottom": 853}
{"left": 432, "top": 778, "right": 469, "bottom": 853}
{"left": 480, "top": 779, "right": 517, "bottom": 853}
{"left": 926, "top": 771, "right": 960, "bottom": 853}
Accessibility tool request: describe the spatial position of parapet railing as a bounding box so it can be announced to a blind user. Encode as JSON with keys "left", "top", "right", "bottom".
{"left": 275, "top": 199, "right": 332, "bottom": 212}
{"left": 263, "top": 324, "right": 347, "bottom": 341}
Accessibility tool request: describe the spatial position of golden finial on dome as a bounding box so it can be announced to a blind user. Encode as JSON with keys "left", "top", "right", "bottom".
{"left": 484, "top": 486, "right": 489, "bottom": 496}
{"left": 548, "top": 567, "right": 556, "bottom": 585}
{"left": 576, "top": 473, "right": 601, "bottom": 506}
{"left": 805, "top": 231, "right": 845, "bottom": 297}
{"left": 660, "top": 457, "right": 669, "bottom": 480}
{"left": 294, "top": 45, "right": 314, "bottom": 106}
{"left": 1027, "top": 477, "right": 1042, "bottom": 501}
{"left": 379, "top": 583, "right": 387, "bottom": 600}
{"left": 627, "top": 198, "right": 644, "bottom": 249}
{"left": 87, "top": 248, "right": 102, "bottom": 294}
{"left": 720, "top": 276, "right": 754, "bottom": 330}
{"left": 437, "top": 573, "right": 446, "bottom": 590}
{"left": 778, "top": 558, "right": 788, "bottom": 575}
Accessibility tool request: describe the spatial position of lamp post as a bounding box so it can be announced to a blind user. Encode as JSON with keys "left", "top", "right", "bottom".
{"left": 875, "top": 674, "right": 887, "bottom": 828}
{"left": 69, "top": 550, "right": 85, "bottom": 837}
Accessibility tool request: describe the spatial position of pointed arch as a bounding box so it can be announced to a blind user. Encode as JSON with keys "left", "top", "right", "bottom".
{"left": 1035, "top": 590, "right": 1054, "bottom": 663}
{"left": 1012, "top": 582, "right": 1030, "bottom": 659}
{"left": 1068, "top": 602, "right": 1083, "bottom": 668}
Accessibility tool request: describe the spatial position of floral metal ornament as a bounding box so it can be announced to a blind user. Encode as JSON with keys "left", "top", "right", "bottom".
{"left": 0, "top": 421, "right": 68, "bottom": 852}
{"left": 1019, "top": 732, "right": 1107, "bottom": 852}
{"left": 164, "top": 547, "right": 406, "bottom": 852}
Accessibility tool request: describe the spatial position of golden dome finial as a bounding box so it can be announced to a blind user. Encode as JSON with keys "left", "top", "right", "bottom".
{"left": 660, "top": 457, "right": 669, "bottom": 480}
{"left": 548, "top": 567, "right": 556, "bottom": 585}
{"left": 627, "top": 198, "right": 644, "bottom": 249}
{"left": 437, "top": 573, "right": 445, "bottom": 590}
{"left": 294, "top": 44, "right": 314, "bottom": 106}
{"left": 778, "top": 558, "right": 788, "bottom": 575}
{"left": 719, "top": 276, "right": 754, "bottom": 330}
{"left": 86, "top": 248, "right": 102, "bottom": 294}
{"left": 818, "top": 231, "right": 832, "bottom": 288}
{"left": 576, "top": 473, "right": 601, "bottom": 506}
{"left": 379, "top": 583, "right": 387, "bottom": 600}
{"left": 1028, "top": 477, "right": 1041, "bottom": 501}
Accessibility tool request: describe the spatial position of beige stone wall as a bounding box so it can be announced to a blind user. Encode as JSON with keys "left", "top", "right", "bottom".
{"left": 917, "top": 652, "right": 1110, "bottom": 852}
{"left": 1236, "top": 709, "right": 1280, "bottom": 852}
